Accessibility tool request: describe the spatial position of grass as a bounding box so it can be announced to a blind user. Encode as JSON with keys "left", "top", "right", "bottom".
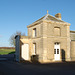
{"left": 0, "top": 49, "right": 15, "bottom": 55}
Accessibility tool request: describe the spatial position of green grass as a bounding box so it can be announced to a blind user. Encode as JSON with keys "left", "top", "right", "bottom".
{"left": 0, "top": 49, "right": 15, "bottom": 55}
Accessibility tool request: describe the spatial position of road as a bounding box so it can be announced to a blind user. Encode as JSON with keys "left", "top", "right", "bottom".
{"left": 0, "top": 60, "right": 75, "bottom": 75}
{"left": 0, "top": 54, "right": 75, "bottom": 75}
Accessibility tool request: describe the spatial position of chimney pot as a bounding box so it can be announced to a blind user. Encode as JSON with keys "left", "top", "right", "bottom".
{"left": 55, "top": 13, "right": 61, "bottom": 20}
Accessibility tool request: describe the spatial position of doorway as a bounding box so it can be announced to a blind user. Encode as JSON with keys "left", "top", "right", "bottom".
{"left": 54, "top": 43, "right": 60, "bottom": 61}
{"left": 21, "top": 44, "right": 29, "bottom": 60}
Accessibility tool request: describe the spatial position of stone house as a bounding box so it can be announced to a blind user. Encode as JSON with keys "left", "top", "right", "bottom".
{"left": 15, "top": 12, "right": 75, "bottom": 63}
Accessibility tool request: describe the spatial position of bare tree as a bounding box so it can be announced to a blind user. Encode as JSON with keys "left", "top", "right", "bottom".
{"left": 9, "top": 31, "right": 25, "bottom": 47}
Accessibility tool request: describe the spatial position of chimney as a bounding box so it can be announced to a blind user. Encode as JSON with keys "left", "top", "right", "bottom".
{"left": 55, "top": 13, "right": 61, "bottom": 20}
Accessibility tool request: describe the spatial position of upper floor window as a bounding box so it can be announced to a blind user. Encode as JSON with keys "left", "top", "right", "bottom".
{"left": 33, "top": 28, "right": 36, "bottom": 37}
{"left": 54, "top": 27, "right": 60, "bottom": 36}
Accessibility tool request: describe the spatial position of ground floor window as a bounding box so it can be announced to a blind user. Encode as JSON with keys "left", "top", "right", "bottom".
{"left": 33, "top": 43, "right": 36, "bottom": 55}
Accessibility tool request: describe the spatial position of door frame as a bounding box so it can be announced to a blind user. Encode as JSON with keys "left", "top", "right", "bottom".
{"left": 21, "top": 43, "right": 29, "bottom": 60}
{"left": 54, "top": 42, "right": 60, "bottom": 61}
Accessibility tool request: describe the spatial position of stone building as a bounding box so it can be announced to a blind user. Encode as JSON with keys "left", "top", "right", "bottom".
{"left": 15, "top": 12, "right": 75, "bottom": 63}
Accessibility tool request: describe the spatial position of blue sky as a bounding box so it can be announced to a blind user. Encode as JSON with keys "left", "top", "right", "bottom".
{"left": 0, "top": 0, "right": 75, "bottom": 47}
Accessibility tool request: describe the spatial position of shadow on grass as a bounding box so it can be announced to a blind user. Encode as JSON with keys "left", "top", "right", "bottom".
{"left": 9, "top": 51, "right": 15, "bottom": 54}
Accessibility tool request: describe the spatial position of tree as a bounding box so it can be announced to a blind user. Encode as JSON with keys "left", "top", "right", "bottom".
{"left": 9, "top": 31, "right": 25, "bottom": 47}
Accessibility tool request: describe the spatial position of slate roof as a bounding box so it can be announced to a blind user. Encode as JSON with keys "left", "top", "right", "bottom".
{"left": 70, "top": 31, "right": 75, "bottom": 33}
{"left": 27, "top": 13, "right": 70, "bottom": 28}
{"left": 70, "top": 31, "right": 75, "bottom": 41}
{"left": 33, "top": 14, "right": 68, "bottom": 24}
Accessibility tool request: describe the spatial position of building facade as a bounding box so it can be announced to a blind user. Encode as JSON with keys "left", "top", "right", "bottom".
{"left": 15, "top": 12, "right": 75, "bottom": 63}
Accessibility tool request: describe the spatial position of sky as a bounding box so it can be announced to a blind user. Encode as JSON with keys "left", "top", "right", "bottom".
{"left": 0, "top": 0, "right": 75, "bottom": 47}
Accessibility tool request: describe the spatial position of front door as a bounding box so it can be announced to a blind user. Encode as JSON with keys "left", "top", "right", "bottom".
{"left": 54, "top": 43, "right": 60, "bottom": 61}
{"left": 21, "top": 44, "right": 29, "bottom": 60}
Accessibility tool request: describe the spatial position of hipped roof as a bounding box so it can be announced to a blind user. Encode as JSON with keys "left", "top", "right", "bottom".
{"left": 27, "top": 13, "right": 70, "bottom": 28}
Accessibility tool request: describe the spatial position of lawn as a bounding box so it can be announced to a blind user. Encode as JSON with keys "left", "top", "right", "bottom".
{"left": 0, "top": 49, "right": 15, "bottom": 55}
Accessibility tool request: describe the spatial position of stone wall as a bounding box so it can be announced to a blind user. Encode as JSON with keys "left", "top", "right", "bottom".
{"left": 27, "top": 20, "right": 71, "bottom": 63}
{"left": 71, "top": 41, "right": 75, "bottom": 61}
{"left": 42, "top": 20, "right": 70, "bottom": 62}
{"left": 27, "top": 22, "right": 44, "bottom": 62}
